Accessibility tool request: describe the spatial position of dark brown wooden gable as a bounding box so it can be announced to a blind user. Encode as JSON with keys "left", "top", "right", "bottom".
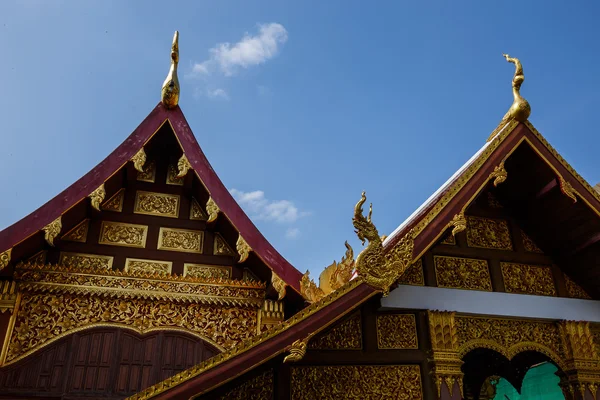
{"left": 6, "top": 123, "right": 271, "bottom": 283}
{"left": 415, "top": 177, "right": 593, "bottom": 300}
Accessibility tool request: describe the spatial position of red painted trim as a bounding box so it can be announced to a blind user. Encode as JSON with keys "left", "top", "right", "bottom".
{"left": 152, "top": 282, "right": 376, "bottom": 399}
{"left": 0, "top": 103, "right": 303, "bottom": 292}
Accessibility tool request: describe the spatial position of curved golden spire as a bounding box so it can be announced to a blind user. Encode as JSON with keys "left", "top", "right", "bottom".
{"left": 502, "top": 53, "right": 530, "bottom": 123}
{"left": 161, "top": 31, "right": 180, "bottom": 109}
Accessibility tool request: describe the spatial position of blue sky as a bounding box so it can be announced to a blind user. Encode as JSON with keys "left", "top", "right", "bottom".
{"left": 0, "top": 1, "right": 599, "bottom": 277}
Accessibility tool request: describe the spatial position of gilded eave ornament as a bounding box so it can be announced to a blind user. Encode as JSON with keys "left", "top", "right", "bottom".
{"left": 206, "top": 197, "right": 220, "bottom": 223}
{"left": 161, "top": 31, "right": 180, "bottom": 109}
{"left": 318, "top": 241, "right": 354, "bottom": 295}
{"left": 0, "top": 248, "right": 11, "bottom": 271}
{"left": 353, "top": 192, "right": 414, "bottom": 296}
{"left": 42, "top": 217, "right": 62, "bottom": 246}
{"left": 88, "top": 184, "right": 106, "bottom": 211}
{"left": 236, "top": 234, "right": 252, "bottom": 263}
{"left": 489, "top": 161, "right": 507, "bottom": 187}
{"left": 449, "top": 212, "right": 467, "bottom": 236}
{"left": 176, "top": 154, "right": 192, "bottom": 178}
{"left": 131, "top": 148, "right": 147, "bottom": 173}
{"left": 271, "top": 271, "right": 287, "bottom": 300}
{"left": 283, "top": 334, "right": 313, "bottom": 363}
{"left": 559, "top": 177, "right": 578, "bottom": 203}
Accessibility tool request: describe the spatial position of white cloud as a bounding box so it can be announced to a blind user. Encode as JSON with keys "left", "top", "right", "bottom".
{"left": 230, "top": 189, "right": 309, "bottom": 224}
{"left": 191, "top": 23, "right": 288, "bottom": 77}
{"left": 285, "top": 228, "right": 300, "bottom": 239}
{"left": 206, "top": 88, "right": 229, "bottom": 100}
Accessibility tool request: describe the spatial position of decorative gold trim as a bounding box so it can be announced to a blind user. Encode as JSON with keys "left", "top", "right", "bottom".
{"left": 257, "top": 300, "right": 285, "bottom": 333}
{"left": 214, "top": 233, "right": 234, "bottom": 256}
{"left": 133, "top": 191, "right": 180, "bottom": 218}
{"left": 0, "top": 281, "right": 17, "bottom": 313}
{"left": 61, "top": 219, "right": 90, "bottom": 243}
{"left": 101, "top": 188, "right": 125, "bottom": 212}
{"left": 308, "top": 311, "right": 362, "bottom": 350}
{"left": 161, "top": 31, "right": 179, "bottom": 109}
{"left": 136, "top": 160, "right": 156, "bottom": 183}
{"left": 0, "top": 249, "right": 11, "bottom": 271}
{"left": 489, "top": 161, "right": 507, "bottom": 187}
{"left": 449, "top": 212, "right": 466, "bottom": 236}
{"left": 176, "top": 154, "right": 191, "bottom": 178}
{"left": 99, "top": 221, "right": 148, "bottom": 248}
{"left": 428, "top": 310, "right": 463, "bottom": 397}
{"left": 466, "top": 216, "right": 512, "bottom": 250}
{"left": 88, "top": 184, "right": 106, "bottom": 211}
{"left": 166, "top": 164, "right": 184, "bottom": 186}
{"left": 131, "top": 148, "right": 147, "bottom": 173}
{"left": 183, "top": 264, "right": 232, "bottom": 280}
{"left": 236, "top": 234, "right": 252, "bottom": 263}
{"left": 284, "top": 333, "right": 313, "bottom": 363}
{"left": 157, "top": 227, "right": 203, "bottom": 254}
{"left": 434, "top": 256, "right": 492, "bottom": 292}
{"left": 318, "top": 241, "right": 354, "bottom": 295}
{"left": 271, "top": 271, "right": 286, "bottom": 301}
{"left": 376, "top": 314, "right": 418, "bottom": 349}
{"left": 0, "top": 292, "right": 21, "bottom": 366}
{"left": 59, "top": 252, "right": 114, "bottom": 270}
{"left": 27, "top": 251, "right": 46, "bottom": 265}
{"left": 42, "top": 217, "right": 62, "bottom": 246}
{"left": 206, "top": 196, "right": 220, "bottom": 223}
{"left": 125, "top": 258, "right": 173, "bottom": 275}
{"left": 500, "top": 262, "right": 556, "bottom": 296}
{"left": 127, "top": 277, "right": 372, "bottom": 400}
{"left": 190, "top": 197, "right": 208, "bottom": 220}
{"left": 559, "top": 176, "right": 579, "bottom": 203}
{"left": 300, "top": 270, "right": 325, "bottom": 303}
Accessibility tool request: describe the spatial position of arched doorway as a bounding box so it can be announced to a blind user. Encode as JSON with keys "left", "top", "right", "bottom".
{"left": 462, "top": 348, "right": 565, "bottom": 400}
{"left": 0, "top": 327, "right": 219, "bottom": 399}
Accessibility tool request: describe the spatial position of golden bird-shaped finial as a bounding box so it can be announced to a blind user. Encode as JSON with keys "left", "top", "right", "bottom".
{"left": 502, "top": 53, "right": 531, "bottom": 123}
{"left": 161, "top": 31, "right": 180, "bottom": 108}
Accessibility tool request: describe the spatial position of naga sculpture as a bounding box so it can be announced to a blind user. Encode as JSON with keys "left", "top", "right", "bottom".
{"left": 353, "top": 192, "right": 414, "bottom": 295}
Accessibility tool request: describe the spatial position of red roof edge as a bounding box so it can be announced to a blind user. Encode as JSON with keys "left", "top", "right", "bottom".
{"left": 0, "top": 102, "right": 303, "bottom": 293}
{"left": 169, "top": 106, "right": 303, "bottom": 292}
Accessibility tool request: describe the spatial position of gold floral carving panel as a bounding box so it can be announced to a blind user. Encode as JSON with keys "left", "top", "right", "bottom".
{"left": 564, "top": 274, "right": 591, "bottom": 299}
{"left": 59, "top": 252, "right": 114, "bottom": 270}
{"left": 183, "top": 264, "right": 231, "bottom": 280}
{"left": 521, "top": 231, "right": 543, "bottom": 253}
{"left": 7, "top": 292, "right": 259, "bottom": 364}
{"left": 291, "top": 365, "right": 422, "bottom": 399}
{"left": 214, "top": 234, "right": 235, "bottom": 256}
{"left": 101, "top": 189, "right": 125, "bottom": 212}
{"left": 454, "top": 316, "right": 563, "bottom": 362}
{"left": 466, "top": 216, "right": 513, "bottom": 250}
{"left": 61, "top": 219, "right": 89, "bottom": 243}
{"left": 309, "top": 312, "right": 362, "bottom": 350}
{"left": 99, "top": 221, "right": 148, "bottom": 248}
{"left": 134, "top": 191, "right": 180, "bottom": 218}
{"left": 158, "top": 227, "right": 203, "bottom": 253}
{"left": 377, "top": 314, "right": 418, "bottom": 349}
{"left": 434, "top": 256, "right": 492, "bottom": 291}
{"left": 27, "top": 251, "right": 47, "bottom": 265}
{"left": 137, "top": 160, "right": 156, "bottom": 183}
{"left": 190, "top": 198, "right": 208, "bottom": 221}
{"left": 397, "top": 259, "right": 424, "bottom": 286}
{"left": 125, "top": 258, "right": 172, "bottom": 275}
{"left": 217, "top": 370, "right": 273, "bottom": 400}
{"left": 166, "top": 164, "right": 184, "bottom": 186}
{"left": 501, "top": 262, "right": 556, "bottom": 296}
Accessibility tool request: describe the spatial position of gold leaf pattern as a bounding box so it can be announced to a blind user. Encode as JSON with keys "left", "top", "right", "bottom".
{"left": 177, "top": 154, "right": 192, "bottom": 178}
{"left": 309, "top": 312, "right": 362, "bottom": 350}
{"left": 190, "top": 197, "right": 208, "bottom": 220}
{"left": 42, "top": 217, "right": 62, "bottom": 246}
{"left": 61, "top": 219, "right": 89, "bottom": 243}
{"left": 88, "top": 184, "right": 106, "bottom": 211}
{"left": 397, "top": 259, "right": 424, "bottom": 286}
{"left": 99, "top": 221, "right": 148, "bottom": 248}
{"left": 134, "top": 191, "right": 180, "bottom": 218}
{"left": 521, "top": 230, "right": 543, "bottom": 253}
{"left": 101, "top": 189, "right": 125, "bottom": 212}
{"left": 131, "top": 148, "right": 146, "bottom": 172}
{"left": 0, "top": 249, "right": 11, "bottom": 271}
{"left": 217, "top": 370, "right": 273, "bottom": 400}
{"left": 377, "top": 314, "right": 418, "bottom": 349}
{"left": 434, "top": 256, "right": 492, "bottom": 291}
{"left": 206, "top": 197, "right": 220, "bottom": 223}
{"left": 271, "top": 271, "right": 287, "bottom": 300}
{"left": 183, "top": 264, "right": 231, "bottom": 279}
{"left": 564, "top": 274, "right": 591, "bottom": 300}
{"left": 59, "top": 252, "right": 114, "bottom": 270}
{"left": 125, "top": 258, "right": 172, "bottom": 275}
{"left": 290, "top": 365, "right": 422, "bottom": 399}
{"left": 466, "top": 216, "right": 512, "bottom": 250}
{"left": 27, "top": 251, "right": 47, "bottom": 265}
{"left": 214, "top": 233, "right": 234, "bottom": 256}
{"left": 440, "top": 233, "right": 456, "bottom": 245}
{"left": 136, "top": 160, "right": 156, "bottom": 182}
{"left": 158, "top": 227, "right": 203, "bottom": 253}
{"left": 501, "top": 262, "right": 556, "bottom": 296}
{"left": 166, "top": 164, "right": 184, "bottom": 185}
{"left": 236, "top": 234, "right": 252, "bottom": 263}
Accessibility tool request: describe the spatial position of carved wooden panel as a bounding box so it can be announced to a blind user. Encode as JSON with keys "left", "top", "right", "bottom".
{"left": 397, "top": 259, "right": 424, "bottom": 286}
{"left": 99, "top": 221, "right": 148, "bottom": 248}
{"left": 216, "top": 369, "right": 273, "bottom": 400}
{"left": 61, "top": 219, "right": 90, "bottom": 243}
{"left": 290, "top": 365, "right": 422, "bottom": 399}
{"left": 521, "top": 230, "right": 542, "bottom": 253}
{"left": 67, "top": 330, "right": 115, "bottom": 393}
{"left": 157, "top": 227, "right": 203, "bottom": 253}
{"left": 137, "top": 160, "right": 156, "bottom": 183}
{"left": 434, "top": 256, "right": 492, "bottom": 291}
{"left": 134, "top": 191, "right": 180, "bottom": 218}
{"left": 184, "top": 264, "right": 231, "bottom": 279}
{"left": 500, "top": 262, "right": 556, "bottom": 296}
{"left": 466, "top": 216, "right": 513, "bottom": 250}
{"left": 308, "top": 312, "right": 362, "bottom": 350}
{"left": 564, "top": 274, "right": 591, "bottom": 299}
{"left": 376, "top": 314, "right": 418, "bottom": 349}
{"left": 125, "top": 258, "right": 173, "bottom": 275}
{"left": 59, "top": 252, "right": 114, "bottom": 270}
{"left": 101, "top": 188, "right": 125, "bottom": 212}
{"left": 166, "top": 164, "right": 184, "bottom": 186}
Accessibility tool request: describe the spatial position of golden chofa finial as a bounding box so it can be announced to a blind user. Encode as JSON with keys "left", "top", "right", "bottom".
{"left": 161, "top": 31, "right": 180, "bottom": 109}
{"left": 502, "top": 53, "right": 531, "bottom": 123}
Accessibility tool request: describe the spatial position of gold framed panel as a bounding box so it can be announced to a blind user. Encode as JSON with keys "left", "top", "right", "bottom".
{"left": 101, "top": 188, "right": 125, "bottom": 212}
{"left": 183, "top": 263, "right": 231, "bottom": 279}
{"left": 98, "top": 221, "right": 148, "bottom": 248}
{"left": 125, "top": 258, "right": 173, "bottom": 275}
{"left": 133, "top": 191, "right": 180, "bottom": 218}
{"left": 157, "top": 227, "right": 204, "bottom": 253}
{"left": 59, "top": 252, "right": 114, "bottom": 270}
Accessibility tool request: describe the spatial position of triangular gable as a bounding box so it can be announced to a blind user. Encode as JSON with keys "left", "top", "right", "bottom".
{"left": 383, "top": 120, "right": 600, "bottom": 298}
{"left": 0, "top": 103, "right": 303, "bottom": 293}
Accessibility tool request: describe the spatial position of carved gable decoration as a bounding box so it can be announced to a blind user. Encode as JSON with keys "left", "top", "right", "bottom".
{"left": 308, "top": 311, "right": 362, "bottom": 350}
